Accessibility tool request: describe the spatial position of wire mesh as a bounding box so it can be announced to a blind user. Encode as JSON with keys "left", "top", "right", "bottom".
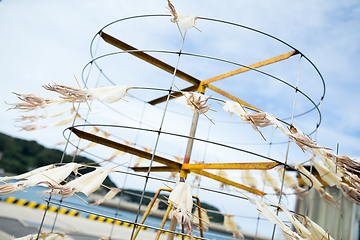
{"left": 27, "top": 14, "right": 328, "bottom": 240}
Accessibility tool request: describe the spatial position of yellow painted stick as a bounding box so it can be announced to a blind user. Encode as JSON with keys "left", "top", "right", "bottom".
{"left": 191, "top": 169, "right": 266, "bottom": 196}
{"left": 201, "top": 51, "right": 299, "bottom": 85}
{"left": 182, "top": 162, "right": 280, "bottom": 170}
{"left": 70, "top": 127, "right": 182, "bottom": 169}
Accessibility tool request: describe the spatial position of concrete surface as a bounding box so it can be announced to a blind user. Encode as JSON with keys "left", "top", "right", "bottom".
{"left": 0, "top": 201, "right": 183, "bottom": 240}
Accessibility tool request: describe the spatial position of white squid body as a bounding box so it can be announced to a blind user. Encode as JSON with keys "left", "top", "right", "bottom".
{"left": 43, "top": 97, "right": 68, "bottom": 107}
{"left": 223, "top": 215, "right": 244, "bottom": 239}
{"left": 176, "top": 14, "right": 198, "bottom": 30}
{"left": 40, "top": 107, "right": 75, "bottom": 119}
{"left": 280, "top": 205, "right": 315, "bottom": 240}
{"left": 168, "top": 182, "right": 194, "bottom": 236}
{"left": 310, "top": 159, "right": 341, "bottom": 187}
{"left": 28, "top": 162, "right": 81, "bottom": 187}
{"left": 216, "top": 169, "right": 229, "bottom": 189}
{"left": 175, "top": 92, "right": 210, "bottom": 111}
{"left": 276, "top": 167, "right": 307, "bottom": 199}
{"left": 276, "top": 167, "right": 298, "bottom": 189}
{"left": 222, "top": 100, "right": 248, "bottom": 120}
{"left": 296, "top": 164, "right": 340, "bottom": 211}
{"left": 249, "top": 199, "right": 301, "bottom": 240}
{"left": 66, "top": 167, "right": 113, "bottom": 196}
{"left": 241, "top": 170, "right": 257, "bottom": 188}
{"left": 304, "top": 217, "right": 334, "bottom": 240}
{"left": 0, "top": 164, "right": 55, "bottom": 181}
{"left": 92, "top": 187, "right": 120, "bottom": 206}
{"left": 260, "top": 170, "right": 281, "bottom": 193}
{"left": 192, "top": 208, "right": 210, "bottom": 231}
{"left": 85, "top": 85, "right": 129, "bottom": 104}
{"left": 47, "top": 114, "right": 81, "bottom": 127}
{"left": 264, "top": 114, "right": 290, "bottom": 135}
{"left": 168, "top": 182, "right": 193, "bottom": 213}
{"left": 107, "top": 149, "right": 126, "bottom": 161}
{"left": 0, "top": 163, "right": 80, "bottom": 195}
{"left": 311, "top": 148, "right": 343, "bottom": 178}
{"left": 296, "top": 164, "right": 322, "bottom": 190}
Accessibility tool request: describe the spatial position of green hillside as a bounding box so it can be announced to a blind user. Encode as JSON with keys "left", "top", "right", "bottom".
{"left": 0, "top": 132, "right": 224, "bottom": 223}
{"left": 0, "top": 132, "right": 116, "bottom": 188}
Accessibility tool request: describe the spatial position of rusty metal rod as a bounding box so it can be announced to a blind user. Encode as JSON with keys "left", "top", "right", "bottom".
{"left": 182, "top": 162, "right": 280, "bottom": 170}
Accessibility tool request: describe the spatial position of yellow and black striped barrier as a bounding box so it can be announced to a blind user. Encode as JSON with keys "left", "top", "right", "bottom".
{"left": 87, "top": 214, "right": 148, "bottom": 230}
{"left": 1, "top": 196, "right": 81, "bottom": 217}
{"left": 1, "top": 197, "right": 191, "bottom": 238}
{"left": 86, "top": 215, "right": 191, "bottom": 238}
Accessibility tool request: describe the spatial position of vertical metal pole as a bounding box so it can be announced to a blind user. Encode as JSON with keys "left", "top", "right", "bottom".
{"left": 167, "top": 217, "right": 178, "bottom": 240}
{"left": 180, "top": 85, "right": 206, "bottom": 181}
{"left": 170, "top": 85, "right": 206, "bottom": 239}
{"left": 180, "top": 111, "right": 200, "bottom": 180}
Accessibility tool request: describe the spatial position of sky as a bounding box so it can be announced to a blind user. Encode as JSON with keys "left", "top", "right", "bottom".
{"left": 0, "top": 0, "right": 360, "bottom": 239}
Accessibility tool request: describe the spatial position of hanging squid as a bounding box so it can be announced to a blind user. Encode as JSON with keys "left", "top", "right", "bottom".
{"left": 263, "top": 113, "right": 291, "bottom": 135}
{"left": 13, "top": 231, "right": 69, "bottom": 240}
{"left": 296, "top": 164, "right": 340, "bottom": 211}
{"left": 308, "top": 157, "right": 341, "bottom": 188}
{"left": 0, "top": 163, "right": 81, "bottom": 195}
{"left": 175, "top": 92, "right": 211, "bottom": 114}
{"left": 106, "top": 150, "right": 125, "bottom": 162}
{"left": 216, "top": 169, "right": 229, "bottom": 189}
{"left": 223, "top": 214, "right": 245, "bottom": 239}
{"left": 323, "top": 151, "right": 360, "bottom": 174}
{"left": 240, "top": 170, "right": 258, "bottom": 189}
{"left": 279, "top": 204, "right": 315, "bottom": 240}
{"left": 106, "top": 141, "right": 133, "bottom": 161}
{"left": 260, "top": 170, "right": 282, "bottom": 197}
{"left": 287, "top": 125, "right": 330, "bottom": 152}
{"left": 133, "top": 147, "right": 152, "bottom": 167}
{"left": 339, "top": 182, "right": 360, "bottom": 205}
{"left": 7, "top": 93, "right": 67, "bottom": 111}
{"left": 222, "top": 100, "right": 270, "bottom": 140}
{"left": 71, "top": 131, "right": 111, "bottom": 155}
{"left": 248, "top": 198, "right": 301, "bottom": 240}
{"left": 166, "top": 0, "right": 200, "bottom": 33}
{"left": 47, "top": 113, "right": 82, "bottom": 127}
{"left": 18, "top": 107, "right": 76, "bottom": 123}
{"left": 303, "top": 217, "right": 334, "bottom": 240}
{"left": 310, "top": 149, "right": 339, "bottom": 175}
{"left": 276, "top": 167, "right": 307, "bottom": 199}
{"left": 46, "top": 167, "right": 115, "bottom": 199}
{"left": 91, "top": 187, "right": 121, "bottom": 206}
{"left": 43, "top": 83, "right": 130, "bottom": 104}
{"left": 17, "top": 124, "right": 46, "bottom": 131}
{"left": 6, "top": 93, "right": 45, "bottom": 111}
{"left": 0, "top": 164, "right": 56, "bottom": 182}
{"left": 192, "top": 207, "right": 210, "bottom": 231}
{"left": 168, "top": 181, "right": 194, "bottom": 238}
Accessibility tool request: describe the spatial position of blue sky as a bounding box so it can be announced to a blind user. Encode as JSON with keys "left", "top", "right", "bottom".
{"left": 0, "top": 0, "right": 359, "bottom": 238}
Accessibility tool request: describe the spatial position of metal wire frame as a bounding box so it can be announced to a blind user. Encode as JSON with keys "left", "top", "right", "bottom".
{"left": 39, "top": 159, "right": 310, "bottom": 221}
{"left": 80, "top": 49, "right": 323, "bottom": 136}
{"left": 67, "top": 90, "right": 308, "bottom": 149}
{"left": 88, "top": 14, "right": 325, "bottom": 94}
{"left": 32, "top": 155, "right": 309, "bottom": 239}
{"left": 62, "top": 124, "right": 313, "bottom": 194}
{"left": 84, "top": 14, "right": 325, "bottom": 130}
{"left": 43, "top": 198, "right": 209, "bottom": 240}
{"left": 38, "top": 162, "right": 309, "bottom": 222}
{"left": 31, "top": 14, "right": 326, "bottom": 240}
